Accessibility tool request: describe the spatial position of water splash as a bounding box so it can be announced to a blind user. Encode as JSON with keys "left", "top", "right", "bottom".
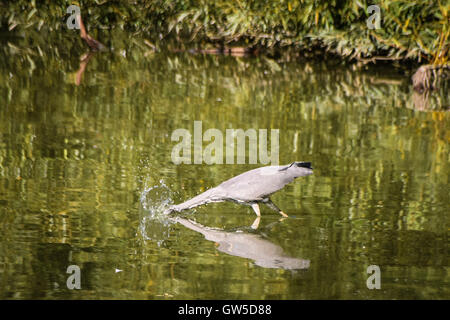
{"left": 138, "top": 179, "right": 176, "bottom": 246}
{"left": 139, "top": 179, "right": 175, "bottom": 216}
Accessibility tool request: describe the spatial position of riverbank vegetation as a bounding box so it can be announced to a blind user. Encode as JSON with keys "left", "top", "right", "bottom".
{"left": 1, "top": 0, "right": 448, "bottom": 65}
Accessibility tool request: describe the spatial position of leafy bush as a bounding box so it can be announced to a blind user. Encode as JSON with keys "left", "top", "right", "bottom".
{"left": 1, "top": 0, "right": 448, "bottom": 63}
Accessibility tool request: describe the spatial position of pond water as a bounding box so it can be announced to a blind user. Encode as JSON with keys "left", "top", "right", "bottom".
{"left": 0, "top": 39, "right": 448, "bottom": 299}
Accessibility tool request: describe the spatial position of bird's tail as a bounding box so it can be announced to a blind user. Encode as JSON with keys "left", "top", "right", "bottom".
{"left": 164, "top": 188, "right": 222, "bottom": 214}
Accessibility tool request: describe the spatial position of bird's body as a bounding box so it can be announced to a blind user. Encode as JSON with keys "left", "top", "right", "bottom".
{"left": 216, "top": 165, "right": 302, "bottom": 201}
{"left": 166, "top": 162, "right": 313, "bottom": 217}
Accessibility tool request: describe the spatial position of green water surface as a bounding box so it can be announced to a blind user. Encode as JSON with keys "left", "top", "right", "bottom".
{"left": 0, "top": 39, "right": 448, "bottom": 299}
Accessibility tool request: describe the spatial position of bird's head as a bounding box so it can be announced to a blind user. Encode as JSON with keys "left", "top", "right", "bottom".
{"left": 280, "top": 161, "right": 313, "bottom": 178}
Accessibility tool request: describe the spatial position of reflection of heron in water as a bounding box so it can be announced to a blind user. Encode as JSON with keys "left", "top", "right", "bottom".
{"left": 75, "top": 52, "right": 94, "bottom": 86}
{"left": 166, "top": 162, "right": 313, "bottom": 218}
{"left": 173, "top": 217, "right": 310, "bottom": 270}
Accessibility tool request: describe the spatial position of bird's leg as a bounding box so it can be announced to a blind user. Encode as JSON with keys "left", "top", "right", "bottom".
{"left": 263, "top": 198, "right": 288, "bottom": 217}
{"left": 251, "top": 216, "right": 261, "bottom": 230}
{"left": 251, "top": 203, "right": 261, "bottom": 217}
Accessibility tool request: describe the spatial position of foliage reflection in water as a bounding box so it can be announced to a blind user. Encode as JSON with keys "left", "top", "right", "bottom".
{"left": 0, "top": 38, "right": 448, "bottom": 299}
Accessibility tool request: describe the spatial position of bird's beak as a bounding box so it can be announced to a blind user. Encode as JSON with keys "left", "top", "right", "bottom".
{"left": 298, "top": 162, "right": 313, "bottom": 169}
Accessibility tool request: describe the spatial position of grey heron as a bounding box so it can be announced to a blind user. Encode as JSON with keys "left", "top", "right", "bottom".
{"left": 166, "top": 161, "right": 313, "bottom": 217}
